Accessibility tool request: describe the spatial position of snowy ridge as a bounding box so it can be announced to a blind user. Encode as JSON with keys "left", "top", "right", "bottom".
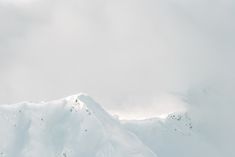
{"left": 0, "top": 94, "right": 157, "bottom": 157}
{"left": 123, "top": 113, "right": 220, "bottom": 157}
{"left": 0, "top": 94, "right": 221, "bottom": 157}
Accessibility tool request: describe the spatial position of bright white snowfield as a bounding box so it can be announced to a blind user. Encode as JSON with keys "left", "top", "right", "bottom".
{"left": 0, "top": 94, "right": 220, "bottom": 157}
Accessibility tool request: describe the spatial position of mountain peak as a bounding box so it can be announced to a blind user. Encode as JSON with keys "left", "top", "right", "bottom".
{"left": 0, "top": 94, "right": 157, "bottom": 157}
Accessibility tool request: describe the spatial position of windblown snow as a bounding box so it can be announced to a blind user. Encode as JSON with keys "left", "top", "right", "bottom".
{"left": 0, "top": 94, "right": 220, "bottom": 157}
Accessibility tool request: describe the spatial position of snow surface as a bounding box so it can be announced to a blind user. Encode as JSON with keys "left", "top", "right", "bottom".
{"left": 0, "top": 94, "right": 156, "bottom": 157}
{"left": 122, "top": 113, "right": 221, "bottom": 157}
{"left": 0, "top": 94, "right": 221, "bottom": 157}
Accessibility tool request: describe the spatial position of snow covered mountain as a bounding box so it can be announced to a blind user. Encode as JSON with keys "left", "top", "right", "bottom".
{"left": 123, "top": 113, "right": 220, "bottom": 157}
{"left": 0, "top": 94, "right": 220, "bottom": 157}
{"left": 0, "top": 94, "right": 156, "bottom": 157}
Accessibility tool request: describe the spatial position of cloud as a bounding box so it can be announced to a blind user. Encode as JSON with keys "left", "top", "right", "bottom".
{"left": 185, "top": 80, "right": 235, "bottom": 156}
{"left": 0, "top": 0, "right": 235, "bottom": 149}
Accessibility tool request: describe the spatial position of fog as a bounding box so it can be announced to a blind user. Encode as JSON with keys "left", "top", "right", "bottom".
{"left": 0, "top": 0, "right": 235, "bottom": 155}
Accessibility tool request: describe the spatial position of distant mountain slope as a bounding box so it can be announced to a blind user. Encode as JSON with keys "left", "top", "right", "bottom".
{"left": 122, "top": 112, "right": 220, "bottom": 157}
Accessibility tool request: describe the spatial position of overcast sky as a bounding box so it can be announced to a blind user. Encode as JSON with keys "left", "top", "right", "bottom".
{"left": 0, "top": 0, "right": 235, "bottom": 118}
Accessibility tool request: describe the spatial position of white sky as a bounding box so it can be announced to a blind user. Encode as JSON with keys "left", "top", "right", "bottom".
{"left": 0, "top": 0, "right": 234, "bottom": 124}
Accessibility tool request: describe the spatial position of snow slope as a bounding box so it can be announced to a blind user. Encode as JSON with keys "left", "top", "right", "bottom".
{"left": 123, "top": 112, "right": 221, "bottom": 157}
{"left": 0, "top": 94, "right": 222, "bottom": 157}
{"left": 0, "top": 94, "right": 157, "bottom": 157}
